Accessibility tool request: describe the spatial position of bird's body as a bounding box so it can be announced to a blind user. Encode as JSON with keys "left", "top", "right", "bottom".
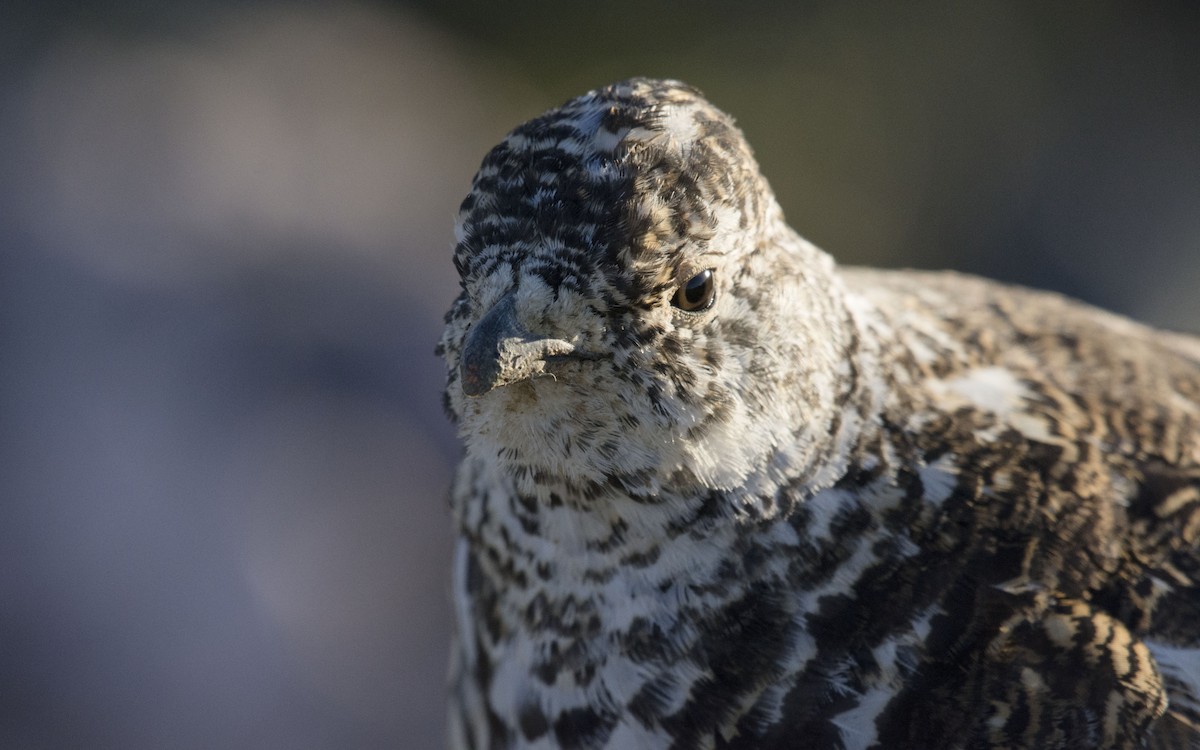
{"left": 439, "top": 79, "right": 1200, "bottom": 749}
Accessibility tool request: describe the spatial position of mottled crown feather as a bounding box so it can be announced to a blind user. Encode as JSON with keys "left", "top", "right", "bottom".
{"left": 451, "top": 78, "right": 777, "bottom": 304}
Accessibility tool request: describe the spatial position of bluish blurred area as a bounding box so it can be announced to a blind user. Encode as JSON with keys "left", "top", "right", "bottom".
{"left": 1, "top": 2, "right": 1197, "bottom": 748}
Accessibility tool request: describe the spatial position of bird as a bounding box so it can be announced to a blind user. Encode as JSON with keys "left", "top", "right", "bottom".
{"left": 437, "top": 78, "right": 1200, "bottom": 750}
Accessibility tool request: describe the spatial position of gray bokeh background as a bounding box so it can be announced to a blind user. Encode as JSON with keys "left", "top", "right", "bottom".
{"left": 2, "top": 2, "right": 1197, "bottom": 748}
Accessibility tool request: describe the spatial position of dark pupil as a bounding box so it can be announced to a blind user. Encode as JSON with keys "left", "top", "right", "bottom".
{"left": 685, "top": 271, "right": 711, "bottom": 305}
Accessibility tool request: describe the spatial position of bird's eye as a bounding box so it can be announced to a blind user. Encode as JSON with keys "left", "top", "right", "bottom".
{"left": 671, "top": 269, "right": 716, "bottom": 312}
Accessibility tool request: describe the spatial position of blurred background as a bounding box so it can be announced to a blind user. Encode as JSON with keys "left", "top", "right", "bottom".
{"left": 1, "top": 1, "right": 1197, "bottom": 747}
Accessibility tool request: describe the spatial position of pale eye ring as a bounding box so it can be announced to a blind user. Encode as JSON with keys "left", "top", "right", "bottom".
{"left": 671, "top": 269, "right": 716, "bottom": 312}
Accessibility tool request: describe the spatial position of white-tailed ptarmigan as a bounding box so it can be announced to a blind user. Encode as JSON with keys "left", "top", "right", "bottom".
{"left": 438, "top": 78, "right": 1200, "bottom": 750}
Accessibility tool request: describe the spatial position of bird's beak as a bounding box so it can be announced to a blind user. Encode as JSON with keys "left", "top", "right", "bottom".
{"left": 459, "top": 294, "right": 595, "bottom": 397}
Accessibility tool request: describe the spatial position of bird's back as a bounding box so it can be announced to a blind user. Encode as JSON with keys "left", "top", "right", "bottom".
{"left": 845, "top": 268, "right": 1200, "bottom": 748}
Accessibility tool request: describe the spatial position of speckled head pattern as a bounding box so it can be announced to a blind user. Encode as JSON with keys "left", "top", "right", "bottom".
{"left": 440, "top": 79, "right": 854, "bottom": 501}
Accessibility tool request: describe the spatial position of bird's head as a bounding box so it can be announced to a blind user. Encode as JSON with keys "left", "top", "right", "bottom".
{"left": 439, "top": 79, "right": 854, "bottom": 503}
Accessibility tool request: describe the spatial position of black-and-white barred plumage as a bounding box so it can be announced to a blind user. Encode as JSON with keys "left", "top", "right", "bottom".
{"left": 438, "top": 78, "right": 1200, "bottom": 749}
